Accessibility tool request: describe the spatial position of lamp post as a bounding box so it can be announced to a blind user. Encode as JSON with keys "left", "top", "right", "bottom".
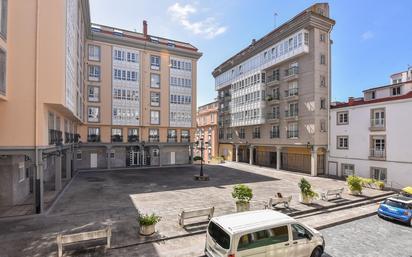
{"left": 194, "top": 138, "right": 209, "bottom": 181}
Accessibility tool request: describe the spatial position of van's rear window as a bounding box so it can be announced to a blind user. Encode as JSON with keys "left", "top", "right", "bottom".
{"left": 384, "top": 199, "right": 409, "bottom": 209}
{"left": 208, "top": 221, "right": 230, "bottom": 249}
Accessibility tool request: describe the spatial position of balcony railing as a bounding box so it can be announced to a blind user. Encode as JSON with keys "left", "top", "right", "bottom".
{"left": 167, "top": 136, "right": 177, "bottom": 143}
{"left": 285, "top": 88, "right": 299, "bottom": 97}
{"left": 370, "top": 148, "right": 386, "bottom": 158}
{"left": 181, "top": 136, "right": 190, "bottom": 143}
{"left": 285, "top": 110, "right": 298, "bottom": 118}
{"left": 87, "top": 134, "right": 101, "bottom": 143}
{"left": 267, "top": 112, "right": 280, "bottom": 120}
{"left": 270, "top": 131, "right": 279, "bottom": 138}
{"left": 287, "top": 130, "right": 299, "bottom": 138}
{"left": 266, "top": 75, "right": 280, "bottom": 84}
{"left": 149, "top": 135, "right": 159, "bottom": 143}
{"left": 285, "top": 66, "right": 299, "bottom": 77}
{"left": 64, "top": 132, "right": 80, "bottom": 144}
{"left": 252, "top": 133, "right": 261, "bottom": 139}
{"left": 49, "top": 129, "right": 63, "bottom": 145}
{"left": 128, "top": 135, "right": 139, "bottom": 143}
{"left": 111, "top": 135, "right": 123, "bottom": 143}
{"left": 266, "top": 94, "right": 280, "bottom": 102}
{"left": 370, "top": 118, "right": 385, "bottom": 128}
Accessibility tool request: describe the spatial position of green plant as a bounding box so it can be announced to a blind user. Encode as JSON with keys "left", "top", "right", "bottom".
{"left": 232, "top": 184, "right": 253, "bottom": 203}
{"left": 347, "top": 175, "right": 363, "bottom": 192}
{"left": 193, "top": 156, "right": 203, "bottom": 161}
{"left": 138, "top": 213, "right": 161, "bottom": 226}
{"left": 298, "top": 178, "right": 318, "bottom": 198}
{"left": 266, "top": 95, "right": 273, "bottom": 101}
{"left": 375, "top": 181, "right": 385, "bottom": 190}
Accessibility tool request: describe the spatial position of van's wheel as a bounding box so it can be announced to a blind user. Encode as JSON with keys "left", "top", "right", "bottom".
{"left": 310, "top": 247, "right": 323, "bottom": 257}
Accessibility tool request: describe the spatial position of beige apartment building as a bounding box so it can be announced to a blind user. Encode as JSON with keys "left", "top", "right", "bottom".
{"left": 213, "top": 3, "right": 335, "bottom": 175}
{"left": 195, "top": 101, "right": 219, "bottom": 163}
{"left": 0, "top": 0, "right": 201, "bottom": 217}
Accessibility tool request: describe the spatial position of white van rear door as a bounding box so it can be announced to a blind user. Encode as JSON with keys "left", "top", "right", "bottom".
{"left": 287, "top": 223, "right": 311, "bottom": 257}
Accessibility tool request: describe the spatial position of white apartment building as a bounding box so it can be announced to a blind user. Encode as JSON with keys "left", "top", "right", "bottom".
{"left": 329, "top": 68, "right": 412, "bottom": 189}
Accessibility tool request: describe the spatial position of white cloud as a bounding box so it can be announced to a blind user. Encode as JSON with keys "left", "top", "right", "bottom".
{"left": 361, "top": 30, "right": 374, "bottom": 41}
{"left": 168, "top": 3, "right": 227, "bottom": 39}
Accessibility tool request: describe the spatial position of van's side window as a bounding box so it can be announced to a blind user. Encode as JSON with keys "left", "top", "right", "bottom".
{"left": 237, "top": 226, "right": 289, "bottom": 251}
{"left": 291, "top": 224, "right": 313, "bottom": 240}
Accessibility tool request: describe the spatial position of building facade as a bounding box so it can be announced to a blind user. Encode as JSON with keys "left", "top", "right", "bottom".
{"left": 212, "top": 3, "right": 335, "bottom": 176}
{"left": 329, "top": 69, "right": 412, "bottom": 189}
{"left": 0, "top": 0, "right": 200, "bottom": 217}
{"left": 195, "top": 101, "right": 219, "bottom": 163}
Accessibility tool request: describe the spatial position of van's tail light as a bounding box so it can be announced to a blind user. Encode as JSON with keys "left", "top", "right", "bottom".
{"left": 403, "top": 211, "right": 411, "bottom": 216}
{"left": 228, "top": 254, "right": 235, "bottom": 257}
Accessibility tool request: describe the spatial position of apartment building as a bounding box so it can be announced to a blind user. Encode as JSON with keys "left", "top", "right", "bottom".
{"left": 329, "top": 68, "right": 412, "bottom": 189}
{"left": 0, "top": 0, "right": 200, "bottom": 217}
{"left": 212, "top": 3, "right": 335, "bottom": 175}
{"left": 195, "top": 101, "right": 219, "bottom": 163}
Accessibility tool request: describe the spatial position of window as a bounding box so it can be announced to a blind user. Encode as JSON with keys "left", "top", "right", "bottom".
{"left": 76, "top": 150, "right": 82, "bottom": 160}
{"left": 219, "top": 129, "right": 224, "bottom": 140}
{"left": 0, "top": 0, "right": 7, "bottom": 39}
{"left": 87, "top": 127, "right": 100, "bottom": 142}
{"left": 88, "top": 65, "right": 100, "bottom": 81}
{"left": 337, "top": 136, "right": 349, "bottom": 149}
{"left": 320, "top": 54, "right": 326, "bottom": 65}
{"left": 18, "top": 162, "right": 25, "bottom": 183}
{"left": 87, "top": 106, "right": 100, "bottom": 123}
{"left": 391, "top": 86, "right": 401, "bottom": 96}
{"left": 150, "top": 73, "right": 160, "bottom": 88}
{"left": 320, "top": 33, "right": 325, "bottom": 42}
{"left": 88, "top": 86, "right": 100, "bottom": 102}
{"left": 149, "top": 128, "right": 159, "bottom": 142}
{"left": 88, "top": 45, "right": 101, "bottom": 61}
{"left": 287, "top": 81, "right": 298, "bottom": 96}
{"left": 111, "top": 128, "right": 123, "bottom": 142}
{"left": 320, "top": 75, "right": 326, "bottom": 87}
{"left": 371, "top": 108, "right": 385, "bottom": 128}
{"left": 167, "top": 129, "right": 177, "bottom": 142}
{"left": 150, "top": 55, "right": 160, "bottom": 70}
{"left": 342, "top": 163, "right": 354, "bottom": 177}
{"left": 371, "top": 91, "right": 376, "bottom": 99}
{"left": 150, "top": 92, "right": 160, "bottom": 107}
{"left": 252, "top": 127, "right": 260, "bottom": 139}
{"left": 320, "top": 120, "right": 327, "bottom": 132}
{"left": 371, "top": 167, "right": 387, "bottom": 182}
{"left": 128, "top": 128, "right": 139, "bottom": 142}
{"left": 237, "top": 226, "right": 288, "bottom": 251}
{"left": 304, "top": 32, "right": 309, "bottom": 45}
{"left": 270, "top": 125, "right": 279, "bottom": 138}
{"left": 320, "top": 98, "right": 326, "bottom": 109}
{"left": 239, "top": 128, "right": 245, "bottom": 139}
{"left": 337, "top": 111, "right": 348, "bottom": 125}
{"left": 150, "top": 110, "right": 160, "bottom": 124}
{"left": 181, "top": 130, "right": 190, "bottom": 142}
{"left": 291, "top": 224, "right": 312, "bottom": 241}
{"left": 286, "top": 102, "right": 298, "bottom": 117}
{"left": 0, "top": 48, "right": 5, "bottom": 95}
{"left": 370, "top": 136, "right": 385, "bottom": 158}
{"left": 287, "top": 122, "right": 298, "bottom": 138}
{"left": 208, "top": 221, "right": 230, "bottom": 250}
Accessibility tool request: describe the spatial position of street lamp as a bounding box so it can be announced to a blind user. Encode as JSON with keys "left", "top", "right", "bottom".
{"left": 194, "top": 137, "right": 209, "bottom": 181}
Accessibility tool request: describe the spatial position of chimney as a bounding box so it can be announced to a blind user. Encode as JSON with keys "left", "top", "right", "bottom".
{"left": 143, "top": 20, "right": 148, "bottom": 38}
{"left": 348, "top": 97, "right": 355, "bottom": 105}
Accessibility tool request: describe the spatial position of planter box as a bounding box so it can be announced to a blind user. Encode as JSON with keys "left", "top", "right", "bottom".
{"left": 139, "top": 224, "right": 155, "bottom": 236}
{"left": 236, "top": 202, "right": 250, "bottom": 212}
{"left": 349, "top": 189, "right": 362, "bottom": 195}
{"left": 299, "top": 194, "right": 314, "bottom": 204}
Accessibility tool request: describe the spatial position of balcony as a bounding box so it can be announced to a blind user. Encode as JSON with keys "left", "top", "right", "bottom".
{"left": 284, "top": 67, "right": 299, "bottom": 81}
{"left": 49, "top": 129, "right": 63, "bottom": 145}
{"left": 285, "top": 110, "right": 299, "bottom": 120}
{"left": 369, "top": 148, "right": 386, "bottom": 160}
{"left": 167, "top": 136, "right": 177, "bottom": 143}
{"left": 64, "top": 132, "right": 80, "bottom": 144}
{"left": 266, "top": 75, "right": 280, "bottom": 87}
{"left": 284, "top": 88, "right": 299, "bottom": 99}
{"left": 269, "top": 131, "right": 279, "bottom": 139}
{"left": 370, "top": 118, "right": 385, "bottom": 131}
{"left": 74, "top": 134, "right": 80, "bottom": 143}
{"left": 266, "top": 112, "right": 280, "bottom": 123}
{"left": 149, "top": 135, "right": 159, "bottom": 143}
{"left": 111, "top": 135, "right": 123, "bottom": 143}
{"left": 128, "top": 135, "right": 139, "bottom": 143}
{"left": 287, "top": 130, "right": 299, "bottom": 139}
{"left": 181, "top": 136, "right": 190, "bottom": 143}
{"left": 266, "top": 94, "right": 280, "bottom": 105}
{"left": 87, "top": 134, "right": 101, "bottom": 143}
{"left": 252, "top": 133, "right": 261, "bottom": 139}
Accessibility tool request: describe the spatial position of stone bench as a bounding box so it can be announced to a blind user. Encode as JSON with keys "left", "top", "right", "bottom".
{"left": 178, "top": 206, "right": 214, "bottom": 227}
{"left": 56, "top": 226, "right": 111, "bottom": 257}
{"left": 321, "top": 188, "right": 344, "bottom": 201}
{"left": 265, "top": 196, "right": 292, "bottom": 209}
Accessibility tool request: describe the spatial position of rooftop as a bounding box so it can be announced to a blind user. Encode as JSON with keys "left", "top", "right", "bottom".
{"left": 332, "top": 91, "right": 412, "bottom": 109}
{"left": 212, "top": 210, "right": 295, "bottom": 234}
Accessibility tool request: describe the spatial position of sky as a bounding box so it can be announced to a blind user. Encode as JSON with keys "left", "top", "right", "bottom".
{"left": 89, "top": 0, "right": 412, "bottom": 107}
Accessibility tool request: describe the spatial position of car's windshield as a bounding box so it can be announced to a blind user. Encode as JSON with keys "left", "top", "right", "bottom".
{"left": 208, "top": 221, "right": 231, "bottom": 249}
{"left": 384, "top": 199, "right": 409, "bottom": 209}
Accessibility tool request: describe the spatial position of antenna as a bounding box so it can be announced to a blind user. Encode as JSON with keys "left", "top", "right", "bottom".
{"left": 273, "top": 12, "right": 278, "bottom": 28}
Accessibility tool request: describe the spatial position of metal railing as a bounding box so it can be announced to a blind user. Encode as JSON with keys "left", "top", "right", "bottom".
{"left": 370, "top": 148, "right": 386, "bottom": 158}
{"left": 128, "top": 135, "right": 139, "bottom": 143}
{"left": 267, "top": 74, "right": 280, "bottom": 83}
{"left": 285, "top": 88, "right": 298, "bottom": 97}
{"left": 267, "top": 112, "right": 280, "bottom": 119}
{"left": 370, "top": 118, "right": 385, "bottom": 128}
{"left": 266, "top": 94, "right": 280, "bottom": 101}
{"left": 149, "top": 135, "right": 159, "bottom": 143}
{"left": 181, "top": 136, "right": 190, "bottom": 143}
{"left": 87, "top": 134, "right": 101, "bottom": 143}
{"left": 167, "top": 136, "right": 177, "bottom": 143}
{"left": 252, "top": 133, "right": 261, "bottom": 139}
{"left": 285, "top": 109, "right": 298, "bottom": 117}
{"left": 270, "top": 131, "right": 279, "bottom": 138}
{"left": 49, "top": 129, "right": 63, "bottom": 145}
{"left": 285, "top": 66, "right": 299, "bottom": 77}
{"left": 111, "top": 135, "right": 123, "bottom": 143}
{"left": 287, "top": 130, "right": 299, "bottom": 138}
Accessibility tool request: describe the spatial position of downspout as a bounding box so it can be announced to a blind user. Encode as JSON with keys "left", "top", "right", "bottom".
{"left": 326, "top": 24, "right": 334, "bottom": 175}
{"left": 34, "top": 0, "right": 41, "bottom": 213}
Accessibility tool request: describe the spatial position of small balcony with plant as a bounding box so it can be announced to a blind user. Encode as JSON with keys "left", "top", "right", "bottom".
{"left": 87, "top": 134, "right": 101, "bottom": 143}
{"left": 266, "top": 94, "right": 280, "bottom": 105}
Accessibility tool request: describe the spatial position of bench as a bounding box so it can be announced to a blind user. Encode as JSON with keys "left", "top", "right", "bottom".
{"left": 265, "top": 196, "right": 292, "bottom": 209}
{"left": 178, "top": 207, "right": 214, "bottom": 227}
{"left": 321, "top": 188, "right": 344, "bottom": 201}
{"left": 56, "top": 226, "right": 111, "bottom": 257}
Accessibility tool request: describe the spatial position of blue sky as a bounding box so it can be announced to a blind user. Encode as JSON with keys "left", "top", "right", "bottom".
{"left": 89, "top": 0, "right": 412, "bottom": 106}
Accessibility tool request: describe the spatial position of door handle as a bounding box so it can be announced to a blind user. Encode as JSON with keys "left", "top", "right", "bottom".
{"left": 293, "top": 241, "right": 298, "bottom": 244}
{"left": 284, "top": 243, "right": 290, "bottom": 246}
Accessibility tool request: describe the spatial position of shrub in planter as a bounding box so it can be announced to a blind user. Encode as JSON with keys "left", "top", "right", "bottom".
{"left": 232, "top": 184, "right": 253, "bottom": 212}
{"left": 375, "top": 181, "right": 385, "bottom": 190}
{"left": 193, "top": 156, "right": 203, "bottom": 162}
{"left": 138, "top": 213, "right": 161, "bottom": 236}
{"left": 347, "top": 175, "right": 363, "bottom": 195}
{"left": 298, "top": 178, "right": 318, "bottom": 204}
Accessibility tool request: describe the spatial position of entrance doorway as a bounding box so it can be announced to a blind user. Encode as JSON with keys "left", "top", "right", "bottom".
{"left": 90, "top": 153, "right": 97, "bottom": 168}
{"left": 129, "top": 150, "right": 140, "bottom": 166}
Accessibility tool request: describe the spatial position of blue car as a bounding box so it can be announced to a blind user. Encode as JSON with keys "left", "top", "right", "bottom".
{"left": 378, "top": 196, "right": 412, "bottom": 226}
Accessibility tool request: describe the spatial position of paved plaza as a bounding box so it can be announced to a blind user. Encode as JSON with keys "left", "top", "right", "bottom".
{"left": 0, "top": 163, "right": 397, "bottom": 257}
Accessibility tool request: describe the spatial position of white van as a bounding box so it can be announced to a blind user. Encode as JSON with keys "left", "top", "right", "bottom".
{"left": 205, "top": 210, "right": 325, "bottom": 257}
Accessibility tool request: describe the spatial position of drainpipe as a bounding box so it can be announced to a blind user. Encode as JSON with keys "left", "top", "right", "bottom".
{"left": 326, "top": 24, "right": 334, "bottom": 176}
